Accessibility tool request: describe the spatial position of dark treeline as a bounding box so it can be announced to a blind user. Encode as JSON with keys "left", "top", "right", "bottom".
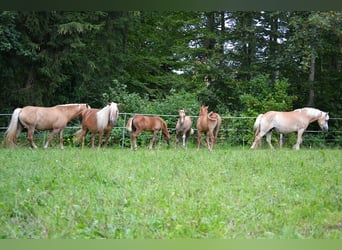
{"left": 1, "top": 11, "right": 341, "bottom": 120}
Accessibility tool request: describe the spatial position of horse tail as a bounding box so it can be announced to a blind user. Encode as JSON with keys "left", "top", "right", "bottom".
{"left": 4, "top": 108, "right": 22, "bottom": 147}
{"left": 207, "top": 111, "right": 218, "bottom": 122}
{"left": 161, "top": 119, "right": 170, "bottom": 144}
{"left": 253, "top": 114, "right": 263, "bottom": 135}
{"left": 126, "top": 117, "right": 134, "bottom": 132}
{"left": 214, "top": 115, "right": 222, "bottom": 141}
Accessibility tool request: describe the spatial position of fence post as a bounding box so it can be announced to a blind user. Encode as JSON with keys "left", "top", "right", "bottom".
{"left": 43, "top": 131, "right": 46, "bottom": 146}
{"left": 121, "top": 113, "right": 127, "bottom": 148}
{"left": 279, "top": 133, "right": 283, "bottom": 148}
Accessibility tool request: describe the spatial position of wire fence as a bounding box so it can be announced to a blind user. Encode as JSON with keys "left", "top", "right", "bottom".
{"left": 0, "top": 112, "right": 341, "bottom": 149}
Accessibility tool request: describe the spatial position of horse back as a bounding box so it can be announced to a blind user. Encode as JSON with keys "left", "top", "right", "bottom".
{"left": 261, "top": 110, "right": 309, "bottom": 133}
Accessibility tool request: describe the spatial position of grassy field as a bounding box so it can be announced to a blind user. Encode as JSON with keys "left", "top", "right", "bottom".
{"left": 0, "top": 146, "right": 341, "bottom": 239}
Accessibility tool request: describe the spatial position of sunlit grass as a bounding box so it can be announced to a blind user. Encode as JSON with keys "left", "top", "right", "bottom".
{"left": 0, "top": 147, "right": 341, "bottom": 239}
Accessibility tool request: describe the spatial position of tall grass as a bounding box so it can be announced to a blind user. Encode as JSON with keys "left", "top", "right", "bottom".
{"left": 0, "top": 147, "right": 341, "bottom": 239}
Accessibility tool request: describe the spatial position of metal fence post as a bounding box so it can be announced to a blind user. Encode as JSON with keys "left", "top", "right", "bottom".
{"left": 122, "top": 113, "right": 127, "bottom": 148}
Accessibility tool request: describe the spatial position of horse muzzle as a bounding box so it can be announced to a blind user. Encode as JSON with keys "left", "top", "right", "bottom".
{"left": 110, "top": 118, "right": 117, "bottom": 125}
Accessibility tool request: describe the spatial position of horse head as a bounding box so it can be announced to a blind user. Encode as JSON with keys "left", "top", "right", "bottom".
{"left": 179, "top": 109, "right": 186, "bottom": 125}
{"left": 199, "top": 105, "right": 208, "bottom": 116}
{"left": 108, "top": 102, "right": 119, "bottom": 125}
{"left": 318, "top": 112, "right": 329, "bottom": 132}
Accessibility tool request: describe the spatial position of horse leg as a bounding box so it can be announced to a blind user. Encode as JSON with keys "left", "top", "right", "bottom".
{"left": 44, "top": 128, "right": 60, "bottom": 149}
{"left": 209, "top": 129, "right": 216, "bottom": 151}
{"left": 91, "top": 134, "right": 96, "bottom": 149}
{"left": 80, "top": 129, "right": 87, "bottom": 149}
{"left": 27, "top": 128, "right": 38, "bottom": 149}
{"left": 182, "top": 133, "right": 186, "bottom": 149}
{"left": 206, "top": 132, "right": 211, "bottom": 151}
{"left": 251, "top": 130, "right": 266, "bottom": 149}
{"left": 150, "top": 129, "right": 159, "bottom": 150}
{"left": 98, "top": 131, "right": 104, "bottom": 149}
{"left": 266, "top": 131, "right": 274, "bottom": 150}
{"left": 175, "top": 131, "right": 180, "bottom": 148}
{"left": 131, "top": 129, "right": 141, "bottom": 150}
{"left": 14, "top": 126, "right": 23, "bottom": 145}
{"left": 293, "top": 129, "right": 304, "bottom": 150}
{"left": 58, "top": 129, "right": 64, "bottom": 149}
{"left": 197, "top": 131, "right": 201, "bottom": 150}
{"left": 103, "top": 131, "right": 111, "bottom": 147}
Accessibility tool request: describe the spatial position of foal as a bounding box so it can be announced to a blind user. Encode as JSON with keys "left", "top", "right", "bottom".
{"left": 126, "top": 115, "right": 170, "bottom": 150}
{"left": 196, "top": 105, "right": 222, "bottom": 151}
{"left": 175, "top": 109, "right": 194, "bottom": 149}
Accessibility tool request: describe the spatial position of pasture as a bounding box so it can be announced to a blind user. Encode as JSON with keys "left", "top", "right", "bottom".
{"left": 0, "top": 147, "right": 341, "bottom": 239}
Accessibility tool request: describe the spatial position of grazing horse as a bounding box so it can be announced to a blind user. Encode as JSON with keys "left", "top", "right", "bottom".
{"left": 196, "top": 105, "right": 222, "bottom": 151}
{"left": 75, "top": 102, "right": 119, "bottom": 149}
{"left": 175, "top": 109, "right": 194, "bottom": 149}
{"left": 4, "top": 103, "right": 90, "bottom": 149}
{"left": 126, "top": 115, "right": 170, "bottom": 150}
{"left": 251, "top": 107, "right": 329, "bottom": 150}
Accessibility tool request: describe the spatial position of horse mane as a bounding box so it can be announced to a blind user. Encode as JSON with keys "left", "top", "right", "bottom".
{"left": 295, "top": 107, "right": 323, "bottom": 118}
{"left": 96, "top": 105, "right": 111, "bottom": 130}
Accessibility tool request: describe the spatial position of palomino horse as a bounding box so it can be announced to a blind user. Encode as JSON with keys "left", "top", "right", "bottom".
{"left": 196, "top": 105, "right": 222, "bottom": 151}
{"left": 126, "top": 115, "right": 170, "bottom": 150}
{"left": 4, "top": 103, "right": 90, "bottom": 149}
{"left": 75, "top": 102, "right": 119, "bottom": 149}
{"left": 175, "top": 109, "right": 194, "bottom": 149}
{"left": 251, "top": 107, "right": 329, "bottom": 150}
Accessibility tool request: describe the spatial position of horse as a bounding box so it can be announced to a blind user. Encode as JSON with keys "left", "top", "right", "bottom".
{"left": 175, "top": 109, "right": 194, "bottom": 149}
{"left": 251, "top": 107, "right": 329, "bottom": 150}
{"left": 4, "top": 103, "right": 90, "bottom": 149}
{"left": 75, "top": 102, "right": 119, "bottom": 149}
{"left": 126, "top": 115, "right": 170, "bottom": 150}
{"left": 196, "top": 105, "right": 222, "bottom": 151}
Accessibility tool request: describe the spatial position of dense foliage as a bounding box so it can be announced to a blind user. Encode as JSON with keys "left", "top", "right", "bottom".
{"left": 1, "top": 11, "right": 341, "bottom": 119}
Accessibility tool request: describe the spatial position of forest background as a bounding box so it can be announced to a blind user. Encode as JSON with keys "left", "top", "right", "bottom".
{"left": 0, "top": 11, "right": 341, "bottom": 128}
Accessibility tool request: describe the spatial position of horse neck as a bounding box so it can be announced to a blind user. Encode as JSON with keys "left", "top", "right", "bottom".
{"left": 179, "top": 115, "right": 185, "bottom": 125}
{"left": 302, "top": 108, "right": 322, "bottom": 122}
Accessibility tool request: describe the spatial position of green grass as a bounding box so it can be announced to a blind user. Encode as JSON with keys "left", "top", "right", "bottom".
{"left": 0, "top": 147, "right": 341, "bottom": 239}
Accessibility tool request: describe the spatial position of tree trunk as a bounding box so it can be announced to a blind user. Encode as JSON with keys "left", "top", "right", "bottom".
{"left": 307, "top": 50, "right": 316, "bottom": 107}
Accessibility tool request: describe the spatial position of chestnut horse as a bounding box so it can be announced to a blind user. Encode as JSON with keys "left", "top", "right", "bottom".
{"left": 4, "top": 103, "right": 90, "bottom": 149}
{"left": 126, "top": 115, "right": 170, "bottom": 150}
{"left": 251, "top": 107, "right": 329, "bottom": 150}
{"left": 196, "top": 106, "right": 222, "bottom": 151}
{"left": 175, "top": 109, "right": 194, "bottom": 149}
{"left": 75, "top": 102, "right": 119, "bottom": 149}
